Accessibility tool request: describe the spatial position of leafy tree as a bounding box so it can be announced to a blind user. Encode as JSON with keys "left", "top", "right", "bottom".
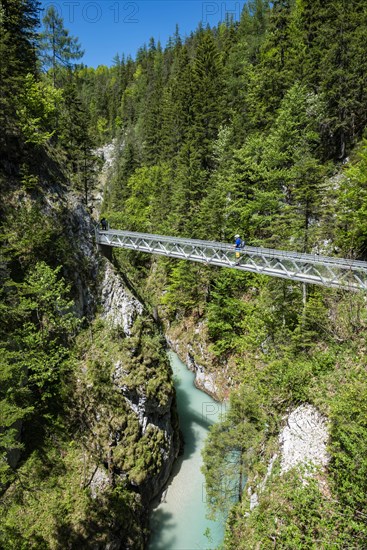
{"left": 122, "top": 165, "right": 171, "bottom": 232}
{"left": 202, "top": 386, "right": 265, "bottom": 518}
{"left": 16, "top": 73, "right": 61, "bottom": 145}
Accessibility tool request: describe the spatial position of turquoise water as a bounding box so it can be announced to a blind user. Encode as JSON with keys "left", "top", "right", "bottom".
{"left": 149, "top": 351, "right": 225, "bottom": 550}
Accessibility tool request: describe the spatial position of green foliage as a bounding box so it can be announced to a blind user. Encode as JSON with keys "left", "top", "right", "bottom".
{"left": 0, "top": 301, "right": 172, "bottom": 548}
{"left": 206, "top": 271, "right": 253, "bottom": 357}
{"left": 95, "top": 12, "right": 367, "bottom": 543}
{"left": 336, "top": 139, "right": 367, "bottom": 257}
{"left": 0, "top": 259, "right": 79, "bottom": 485}
{"left": 5, "top": 204, "right": 65, "bottom": 269}
{"left": 16, "top": 74, "right": 61, "bottom": 145}
{"left": 128, "top": 426, "right": 167, "bottom": 484}
{"left": 0, "top": 0, "right": 39, "bottom": 152}
{"left": 225, "top": 468, "right": 346, "bottom": 549}
{"left": 0, "top": 441, "right": 145, "bottom": 549}
{"left": 4, "top": 0, "right": 367, "bottom": 546}
{"left": 162, "top": 262, "right": 210, "bottom": 319}
{"left": 57, "top": 79, "right": 99, "bottom": 204}
{"left": 202, "top": 385, "right": 265, "bottom": 518}
{"left": 329, "top": 377, "right": 367, "bottom": 518}
{"left": 0, "top": 361, "right": 33, "bottom": 484}
{"left": 96, "top": 116, "right": 109, "bottom": 143}
{"left": 123, "top": 164, "right": 172, "bottom": 232}
{"left": 224, "top": 83, "right": 326, "bottom": 249}
{"left": 0, "top": 1, "right": 170, "bottom": 547}
{"left": 15, "top": 262, "right": 79, "bottom": 392}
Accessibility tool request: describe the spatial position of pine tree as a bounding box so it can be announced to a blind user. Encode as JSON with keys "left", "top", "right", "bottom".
{"left": 190, "top": 30, "right": 225, "bottom": 171}
{"left": 166, "top": 30, "right": 226, "bottom": 236}
{"left": 223, "top": 1, "right": 270, "bottom": 145}
{"left": 245, "top": 0, "right": 300, "bottom": 130}
{"left": 299, "top": 0, "right": 367, "bottom": 158}
{"left": 0, "top": 0, "right": 40, "bottom": 157}
{"left": 39, "top": 6, "right": 84, "bottom": 86}
{"left": 56, "top": 77, "right": 98, "bottom": 203}
{"left": 142, "top": 43, "right": 164, "bottom": 165}
{"left": 261, "top": 83, "right": 325, "bottom": 250}
{"left": 160, "top": 44, "right": 191, "bottom": 162}
{"left": 0, "top": 261, "right": 78, "bottom": 485}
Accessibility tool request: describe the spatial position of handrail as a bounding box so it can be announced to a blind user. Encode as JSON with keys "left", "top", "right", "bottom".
{"left": 95, "top": 229, "right": 367, "bottom": 291}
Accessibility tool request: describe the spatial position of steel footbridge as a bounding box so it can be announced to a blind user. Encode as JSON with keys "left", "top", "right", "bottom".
{"left": 96, "top": 229, "right": 367, "bottom": 291}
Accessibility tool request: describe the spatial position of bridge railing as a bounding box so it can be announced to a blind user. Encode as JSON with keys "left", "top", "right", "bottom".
{"left": 95, "top": 229, "right": 367, "bottom": 291}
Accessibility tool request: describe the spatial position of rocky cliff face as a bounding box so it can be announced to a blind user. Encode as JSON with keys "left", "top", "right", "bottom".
{"left": 246, "top": 403, "right": 330, "bottom": 512}
{"left": 61, "top": 191, "right": 179, "bottom": 546}
{"left": 100, "top": 263, "right": 143, "bottom": 334}
{"left": 0, "top": 147, "right": 180, "bottom": 548}
{"left": 98, "top": 261, "right": 179, "bottom": 500}
{"left": 64, "top": 193, "right": 100, "bottom": 319}
{"left": 279, "top": 404, "right": 329, "bottom": 474}
{"left": 66, "top": 142, "right": 180, "bottom": 524}
{"left": 164, "top": 319, "right": 228, "bottom": 400}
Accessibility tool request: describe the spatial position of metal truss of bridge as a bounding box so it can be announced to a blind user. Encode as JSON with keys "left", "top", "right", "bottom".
{"left": 96, "top": 229, "right": 367, "bottom": 291}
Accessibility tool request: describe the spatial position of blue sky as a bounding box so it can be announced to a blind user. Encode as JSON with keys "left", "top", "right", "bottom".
{"left": 40, "top": 1, "right": 246, "bottom": 67}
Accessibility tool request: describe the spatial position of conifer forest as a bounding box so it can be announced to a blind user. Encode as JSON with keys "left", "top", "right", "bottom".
{"left": 2, "top": 0, "right": 367, "bottom": 548}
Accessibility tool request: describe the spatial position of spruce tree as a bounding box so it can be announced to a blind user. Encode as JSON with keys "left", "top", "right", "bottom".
{"left": 299, "top": 0, "right": 367, "bottom": 158}
{"left": 190, "top": 30, "right": 225, "bottom": 171}
{"left": 142, "top": 43, "right": 164, "bottom": 165}
{"left": 0, "top": 0, "right": 40, "bottom": 157}
{"left": 245, "top": 0, "right": 299, "bottom": 129}
{"left": 161, "top": 44, "right": 191, "bottom": 162}
{"left": 39, "top": 6, "right": 83, "bottom": 86}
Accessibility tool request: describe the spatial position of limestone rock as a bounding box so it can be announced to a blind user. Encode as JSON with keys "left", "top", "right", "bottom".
{"left": 100, "top": 263, "right": 143, "bottom": 335}
{"left": 279, "top": 404, "right": 329, "bottom": 474}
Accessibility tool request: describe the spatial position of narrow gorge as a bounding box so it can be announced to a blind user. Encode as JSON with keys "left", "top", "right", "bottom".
{"left": 2, "top": 1, "right": 367, "bottom": 547}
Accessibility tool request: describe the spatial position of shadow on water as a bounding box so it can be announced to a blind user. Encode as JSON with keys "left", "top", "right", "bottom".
{"left": 151, "top": 377, "right": 215, "bottom": 501}
{"left": 149, "top": 509, "right": 177, "bottom": 550}
{"left": 173, "top": 379, "right": 217, "bottom": 461}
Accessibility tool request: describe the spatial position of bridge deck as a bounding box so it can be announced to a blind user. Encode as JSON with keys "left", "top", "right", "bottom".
{"left": 96, "top": 229, "right": 367, "bottom": 291}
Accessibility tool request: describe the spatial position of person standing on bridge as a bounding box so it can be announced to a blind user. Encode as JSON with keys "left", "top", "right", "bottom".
{"left": 100, "top": 217, "right": 108, "bottom": 231}
{"left": 235, "top": 234, "right": 242, "bottom": 262}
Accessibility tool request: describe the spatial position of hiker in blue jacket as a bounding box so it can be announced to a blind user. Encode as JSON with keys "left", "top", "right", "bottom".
{"left": 235, "top": 234, "right": 242, "bottom": 262}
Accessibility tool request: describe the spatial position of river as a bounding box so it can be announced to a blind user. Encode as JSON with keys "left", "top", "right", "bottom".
{"left": 149, "top": 351, "right": 225, "bottom": 550}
